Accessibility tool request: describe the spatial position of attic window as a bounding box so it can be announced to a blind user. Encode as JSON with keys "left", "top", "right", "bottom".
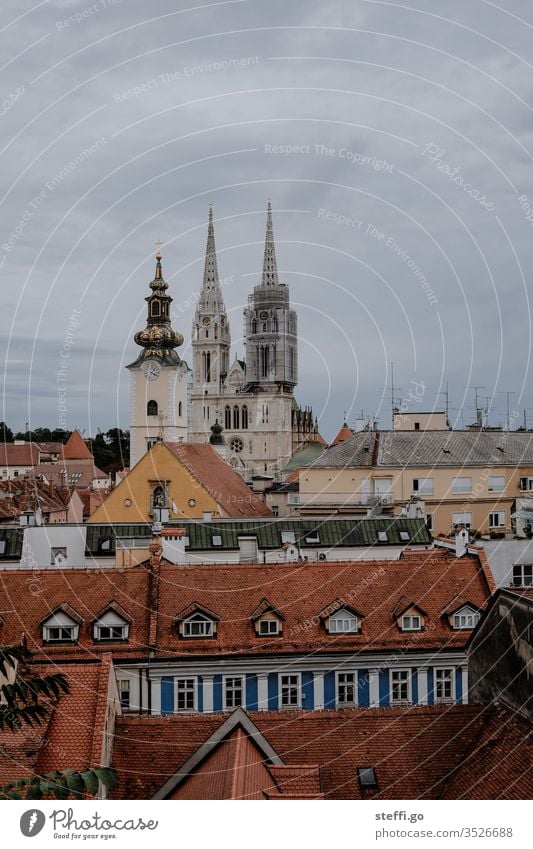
{"left": 258, "top": 618, "right": 280, "bottom": 636}
{"left": 452, "top": 606, "right": 480, "bottom": 630}
{"left": 93, "top": 609, "right": 129, "bottom": 642}
{"left": 401, "top": 614, "right": 422, "bottom": 631}
{"left": 182, "top": 613, "right": 215, "bottom": 638}
{"left": 305, "top": 532, "right": 320, "bottom": 544}
{"left": 281, "top": 531, "right": 296, "bottom": 544}
{"left": 357, "top": 767, "right": 377, "bottom": 789}
{"left": 0, "top": 541, "right": 6, "bottom": 555}
{"left": 97, "top": 536, "right": 113, "bottom": 554}
{"left": 399, "top": 531, "right": 410, "bottom": 542}
{"left": 211, "top": 535, "right": 223, "bottom": 546}
{"left": 328, "top": 609, "right": 360, "bottom": 634}
{"left": 377, "top": 531, "right": 388, "bottom": 543}
{"left": 42, "top": 610, "right": 79, "bottom": 643}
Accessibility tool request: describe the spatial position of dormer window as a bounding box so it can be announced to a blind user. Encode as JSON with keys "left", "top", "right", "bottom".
{"left": 452, "top": 606, "right": 480, "bottom": 630}
{"left": 175, "top": 604, "right": 220, "bottom": 639}
{"left": 183, "top": 613, "right": 214, "bottom": 637}
{"left": 258, "top": 618, "right": 280, "bottom": 636}
{"left": 42, "top": 609, "right": 80, "bottom": 643}
{"left": 93, "top": 608, "right": 130, "bottom": 642}
{"left": 400, "top": 614, "right": 422, "bottom": 631}
{"left": 328, "top": 609, "right": 360, "bottom": 634}
{"left": 251, "top": 598, "right": 285, "bottom": 637}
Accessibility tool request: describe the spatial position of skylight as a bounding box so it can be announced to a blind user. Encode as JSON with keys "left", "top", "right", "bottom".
{"left": 399, "top": 531, "right": 410, "bottom": 541}
{"left": 211, "top": 535, "right": 223, "bottom": 546}
{"left": 357, "top": 767, "right": 377, "bottom": 788}
{"left": 378, "top": 531, "right": 388, "bottom": 543}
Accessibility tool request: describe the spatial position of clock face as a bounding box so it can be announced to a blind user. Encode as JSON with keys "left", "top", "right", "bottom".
{"left": 144, "top": 362, "right": 161, "bottom": 381}
{"left": 202, "top": 317, "right": 211, "bottom": 325}
{"left": 259, "top": 310, "right": 269, "bottom": 320}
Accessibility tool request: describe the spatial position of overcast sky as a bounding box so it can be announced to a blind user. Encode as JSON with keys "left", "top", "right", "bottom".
{"left": 1, "top": 0, "right": 533, "bottom": 440}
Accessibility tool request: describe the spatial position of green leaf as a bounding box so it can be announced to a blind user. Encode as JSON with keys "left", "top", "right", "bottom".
{"left": 65, "top": 772, "right": 85, "bottom": 796}
{"left": 94, "top": 767, "right": 118, "bottom": 790}
{"left": 80, "top": 770, "right": 99, "bottom": 796}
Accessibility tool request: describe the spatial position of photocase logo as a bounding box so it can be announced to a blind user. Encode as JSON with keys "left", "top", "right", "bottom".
{"left": 20, "top": 809, "right": 46, "bottom": 837}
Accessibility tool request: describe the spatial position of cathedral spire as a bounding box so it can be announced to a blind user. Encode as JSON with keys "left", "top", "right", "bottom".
{"left": 203, "top": 205, "right": 220, "bottom": 291}
{"left": 261, "top": 199, "right": 279, "bottom": 287}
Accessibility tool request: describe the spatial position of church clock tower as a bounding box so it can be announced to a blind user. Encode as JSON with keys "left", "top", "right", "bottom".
{"left": 127, "top": 249, "right": 189, "bottom": 467}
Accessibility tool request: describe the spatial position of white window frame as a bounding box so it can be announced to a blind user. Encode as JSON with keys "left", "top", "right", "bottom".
{"left": 117, "top": 678, "right": 131, "bottom": 710}
{"left": 175, "top": 677, "right": 197, "bottom": 712}
{"left": 512, "top": 563, "right": 533, "bottom": 586}
{"left": 519, "top": 476, "right": 533, "bottom": 491}
{"left": 413, "top": 477, "right": 433, "bottom": 495}
{"left": 94, "top": 623, "right": 128, "bottom": 641}
{"left": 401, "top": 614, "right": 422, "bottom": 631}
{"left": 452, "top": 607, "right": 480, "bottom": 630}
{"left": 279, "top": 673, "right": 301, "bottom": 709}
{"left": 328, "top": 610, "right": 359, "bottom": 634}
{"left": 182, "top": 614, "right": 214, "bottom": 638}
{"left": 390, "top": 669, "right": 411, "bottom": 704}
{"left": 488, "top": 511, "right": 505, "bottom": 529}
{"left": 434, "top": 668, "right": 454, "bottom": 703}
{"left": 336, "top": 671, "right": 357, "bottom": 707}
{"left": 451, "top": 476, "right": 472, "bottom": 494}
{"left": 223, "top": 675, "right": 245, "bottom": 710}
{"left": 258, "top": 618, "right": 280, "bottom": 636}
{"left": 93, "top": 610, "right": 129, "bottom": 642}
{"left": 43, "top": 625, "right": 77, "bottom": 643}
{"left": 42, "top": 611, "right": 79, "bottom": 643}
{"left": 452, "top": 512, "right": 472, "bottom": 529}
{"left": 488, "top": 475, "right": 505, "bottom": 492}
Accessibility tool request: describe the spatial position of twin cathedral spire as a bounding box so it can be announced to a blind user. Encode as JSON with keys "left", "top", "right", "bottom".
{"left": 130, "top": 202, "right": 315, "bottom": 476}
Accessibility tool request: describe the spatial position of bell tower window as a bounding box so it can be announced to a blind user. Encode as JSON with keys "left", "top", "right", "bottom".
{"left": 151, "top": 300, "right": 160, "bottom": 317}
{"left": 203, "top": 352, "right": 211, "bottom": 382}
{"left": 225, "top": 405, "right": 231, "bottom": 429}
{"left": 233, "top": 405, "right": 240, "bottom": 429}
{"left": 147, "top": 400, "right": 158, "bottom": 417}
{"left": 242, "top": 405, "right": 248, "bottom": 429}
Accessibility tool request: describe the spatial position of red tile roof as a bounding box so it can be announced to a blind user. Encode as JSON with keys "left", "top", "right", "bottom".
{"left": 331, "top": 423, "right": 354, "bottom": 446}
{"left": 169, "top": 727, "right": 310, "bottom": 800}
{"left": 112, "top": 703, "right": 531, "bottom": 800}
{"left": 62, "top": 430, "right": 94, "bottom": 461}
{"left": 165, "top": 443, "right": 272, "bottom": 518}
{"left": 440, "top": 704, "right": 533, "bottom": 800}
{"left": 0, "top": 568, "right": 151, "bottom": 660}
{"left": 151, "top": 550, "right": 493, "bottom": 657}
{"left": 0, "top": 443, "right": 41, "bottom": 467}
{"left": 0, "top": 658, "right": 114, "bottom": 790}
{"left": 0, "top": 548, "right": 493, "bottom": 661}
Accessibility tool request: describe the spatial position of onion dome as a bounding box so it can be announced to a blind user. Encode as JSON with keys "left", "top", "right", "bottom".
{"left": 127, "top": 250, "right": 186, "bottom": 368}
{"left": 209, "top": 419, "right": 225, "bottom": 446}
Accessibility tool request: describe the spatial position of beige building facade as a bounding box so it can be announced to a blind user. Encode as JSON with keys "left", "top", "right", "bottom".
{"left": 299, "top": 430, "right": 533, "bottom": 537}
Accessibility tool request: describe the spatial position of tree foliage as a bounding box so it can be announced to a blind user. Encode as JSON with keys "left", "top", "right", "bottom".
{"left": 0, "top": 644, "right": 118, "bottom": 800}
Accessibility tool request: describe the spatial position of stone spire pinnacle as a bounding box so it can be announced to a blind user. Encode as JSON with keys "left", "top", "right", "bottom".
{"left": 261, "top": 199, "right": 279, "bottom": 287}
{"left": 202, "top": 205, "right": 220, "bottom": 291}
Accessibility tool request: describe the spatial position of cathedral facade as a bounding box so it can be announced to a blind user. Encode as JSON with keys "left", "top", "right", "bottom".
{"left": 129, "top": 203, "right": 319, "bottom": 475}
{"left": 189, "top": 202, "right": 319, "bottom": 478}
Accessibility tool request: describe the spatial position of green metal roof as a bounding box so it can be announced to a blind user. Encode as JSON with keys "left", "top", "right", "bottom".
{"left": 85, "top": 517, "right": 431, "bottom": 555}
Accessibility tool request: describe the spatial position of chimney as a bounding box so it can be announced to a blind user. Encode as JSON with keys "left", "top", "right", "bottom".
{"left": 454, "top": 524, "right": 469, "bottom": 557}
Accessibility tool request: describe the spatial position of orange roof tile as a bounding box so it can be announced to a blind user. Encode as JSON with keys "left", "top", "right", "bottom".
{"left": 62, "top": 430, "right": 94, "bottom": 461}
{"left": 0, "top": 548, "right": 493, "bottom": 661}
{"left": 166, "top": 443, "right": 272, "bottom": 518}
{"left": 112, "top": 703, "right": 532, "bottom": 800}
{"left": 331, "top": 422, "right": 354, "bottom": 446}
